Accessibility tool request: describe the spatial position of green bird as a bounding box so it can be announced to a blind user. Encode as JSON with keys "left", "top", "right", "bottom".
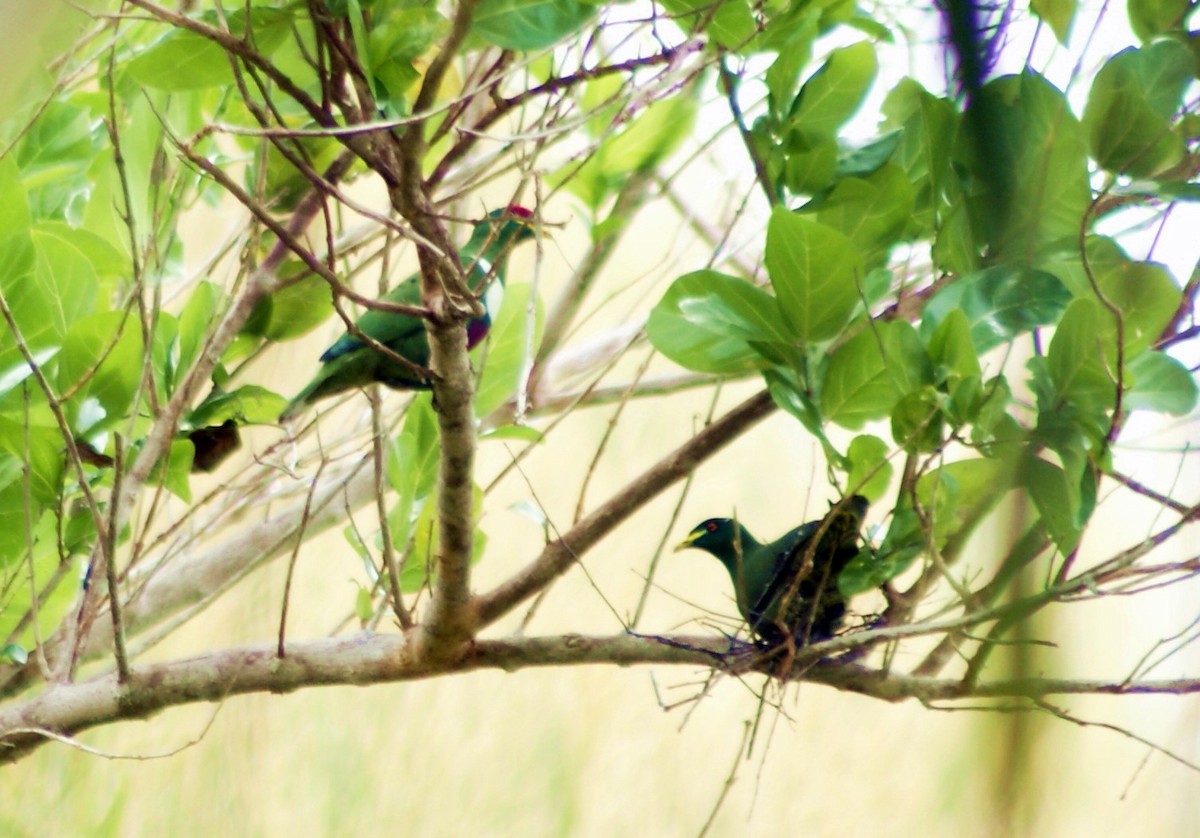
{"left": 280, "top": 206, "right": 538, "bottom": 421}
{"left": 675, "top": 495, "right": 869, "bottom": 645}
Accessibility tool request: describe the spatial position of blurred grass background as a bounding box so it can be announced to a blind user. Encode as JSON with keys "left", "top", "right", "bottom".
{"left": 5, "top": 4, "right": 1200, "bottom": 835}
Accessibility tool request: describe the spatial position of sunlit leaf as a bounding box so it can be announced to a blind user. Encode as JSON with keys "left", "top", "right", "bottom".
{"left": 128, "top": 8, "right": 296, "bottom": 91}
{"left": 790, "top": 41, "right": 877, "bottom": 136}
{"left": 920, "top": 266, "right": 1071, "bottom": 354}
{"left": 476, "top": 284, "right": 543, "bottom": 417}
{"left": 821, "top": 320, "right": 932, "bottom": 429}
{"left": 1126, "top": 351, "right": 1198, "bottom": 415}
{"left": 765, "top": 208, "right": 863, "bottom": 344}
{"left": 845, "top": 434, "right": 892, "bottom": 500}
{"left": 1082, "top": 42, "right": 1192, "bottom": 176}
{"left": 647, "top": 271, "right": 779, "bottom": 375}
{"left": 472, "top": 0, "right": 595, "bottom": 50}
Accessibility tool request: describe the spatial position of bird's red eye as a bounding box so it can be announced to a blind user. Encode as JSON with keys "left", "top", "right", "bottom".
{"left": 706, "top": 521, "right": 718, "bottom": 532}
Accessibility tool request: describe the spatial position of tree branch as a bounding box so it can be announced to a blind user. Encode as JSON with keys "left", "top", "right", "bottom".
{"left": 472, "top": 389, "right": 778, "bottom": 627}
{"left": 5, "top": 629, "right": 1198, "bottom": 766}
{"left": 421, "top": 320, "right": 478, "bottom": 653}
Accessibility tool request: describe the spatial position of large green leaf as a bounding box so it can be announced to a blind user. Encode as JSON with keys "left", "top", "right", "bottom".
{"left": 1046, "top": 298, "right": 1118, "bottom": 411}
{"left": 0, "top": 418, "right": 63, "bottom": 506}
{"left": 647, "top": 271, "right": 781, "bottom": 375}
{"left": 472, "top": 0, "right": 595, "bottom": 50}
{"left": 809, "top": 164, "right": 914, "bottom": 264}
{"left": 1081, "top": 41, "right": 1193, "bottom": 177}
{"left": 1128, "top": 0, "right": 1190, "bottom": 40}
{"left": 1021, "top": 455, "right": 1082, "bottom": 554}
{"left": 0, "top": 511, "right": 82, "bottom": 648}
{"left": 917, "top": 457, "right": 1015, "bottom": 544}
{"left": 920, "top": 266, "right": 1071, "bottom": 354}
{"left": 57, "top": 311, "right": 146, "bottom": 432}
{"left": 972, "top": 73, "right": 1091, "bottom": 258}
{"left": 475, "top": 282, "right": 543, "bottom": 418}
{"left": 127, "top": 8, "right": 296, "bottom": 91}
{"left": 1126, "top": 351, "right": 1198, "bottom": 415}
{"left": 1042, "top": 237, "right": 1180, "bottom": 355}
{"left": 765, "top": 208, "right": 863, "bottom": 344}
{"left": 1031, "top": 0, "right": 1077, "bottom": 43}
{"left": 385, "top": 394, "right": 440, "bottom": 555}
{"left": 821, "top": 320, "right": 932, "bottom": 429}
{"left": 845, "top": 433, "right": 892, "bottom": 500}
{"left": 245, "top": 271, "right": 335, "bottom": 342}
{"left": 925, "top": 308, "right": 982, "bottom": 382}
{"left": 187, "top": 385, "right": 288, "bottom": 428}
{"left": 790, "top": 41, "right": 877, "bottom": 137}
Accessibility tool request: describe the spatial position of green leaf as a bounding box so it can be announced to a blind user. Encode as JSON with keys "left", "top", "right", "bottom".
{"left": 1081, "top": 42, "right": 1193, "bottom": 176}
{"left": 765, "top": 208, "right": 864, "bottom": 344}
{"left": 0, "top": 512, "right": 83, "bottom": 649}
{"left": 0, "top": 644, "right": 27, "bottom": 665}
{"left": 58, "top": 311, "right": 146, "bottom": 432}
{"left": 0, "top": 156, "right": 31, "bottom": 234}
{"left": 386, "top": 394, "right": 439, "bottom": 554}
{"left": 346, "top": 0, "right": 375, "bottom": 103}
{"left": 821, "top": 320, "right": 932, "bottom": 429}
{"left": 354, "top": 584, "right": 374, "bottom": 623}
{"left": 834, "top": 131, "right": 902, "bottom": 179}
{"left": 187, "top": 385, "right": 288, "bottom": 428}
{"left": 647, "top": 271, "right": 778, "bottom": 375}
{"left": 809, "top": 164, "right": 914, "bottom": 264}
{"left": 254, "top": 275, "right": 337, "bottom": 343}
{"left": 790, "top": 41, "right": 877, "bottom": 137}
{"left": 916, "top": 457, "right": 1014, "bottom": 543}
{"left": 1046, "top": 298, "right": 1117, "bottom": 411}
{"left": 925, "top": 308, "right": 982, "bottom": 382}
{"left": 128, "top": 8, "right": 296, "bottom": 91}
{"left": 1043, "top": 237, "right": 1180, "bottom": 357}
{"left": 1128, "top": 0, "right": 1190, "bottom": 41}
{"left": 472, "top": 0, "right": 595, "bottom": 50}
{"left": 176, "top": 281, "right": 224, "bottom": 387}
{"left": 764, "top": 15, "right": 817, "bottom": 113}
{"left": 845, "top": 434, "right": 892, "bottom": 500}
{"left": 708, "top": 0, "right": 758, "bottom": 50}
{"left": 152, "top": 438, "right": 195, "bottom": 502}
{"left": 891, "top": 387, "right": 944, "bottom": 452}
{"left": 0, "top": 419, "right": 63, "bottom": 505}
{"left": 973, "top": 73, "right": 1091, "bottom": 258}
{"left": 839, "top": 506, "right": 922, "bottom": 595}
{"left": 581, "top": 75, "right": 624, "bottom": 139}
{"left": 920, "top": 266, "right": 1072, "bottom": 354}
{"left": 1126, "top": 351, "right": 1198, "bottom": 415}
{"left": 601, "top": 93, "right": 698, "bottom": 175}
{"left": 32, "top": 222, "right": 129, "bottom": 283}
{"left": 480, "top": 424, "right": 543, "bottom": 443}
{"left": 781, "top": 136, "right": 838, "bottom": 194}
{"left": 1021, "top": 455, "right": 1081, "bottom": 554}
{"left": 368, "top": 8, "right": 449, "bottom": 108}
{"left": 475, "top": 283, "right": 543, "bottom": 418}
{"left": 1031, "top": 0, "right": 1077, "bottom": 43}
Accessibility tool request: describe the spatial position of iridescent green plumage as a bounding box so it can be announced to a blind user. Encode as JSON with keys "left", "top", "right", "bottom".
{"left": 280, "top": 207, "right": 537, "bottom": 420}
{"left": 676, "top": 495, "right": 869, "bottom": 645}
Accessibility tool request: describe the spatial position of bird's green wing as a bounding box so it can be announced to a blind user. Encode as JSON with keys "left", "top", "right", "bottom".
{"left": 321, "top": 276, "right": 424, "bottom": 362}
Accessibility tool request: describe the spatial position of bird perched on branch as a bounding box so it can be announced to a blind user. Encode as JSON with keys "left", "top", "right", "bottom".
{"left": 676, "top": 495, "right": 870, "bottom": 645}
{"left": 279, "top": 206, "right": 538, "bottom": 421}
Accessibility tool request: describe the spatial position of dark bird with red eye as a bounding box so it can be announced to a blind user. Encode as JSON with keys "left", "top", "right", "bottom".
{"left": 675, "top": 496, "right": 870, "bottom": 646}
{"left": 280, "top": 206, "right": 538, "bottom": 421}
